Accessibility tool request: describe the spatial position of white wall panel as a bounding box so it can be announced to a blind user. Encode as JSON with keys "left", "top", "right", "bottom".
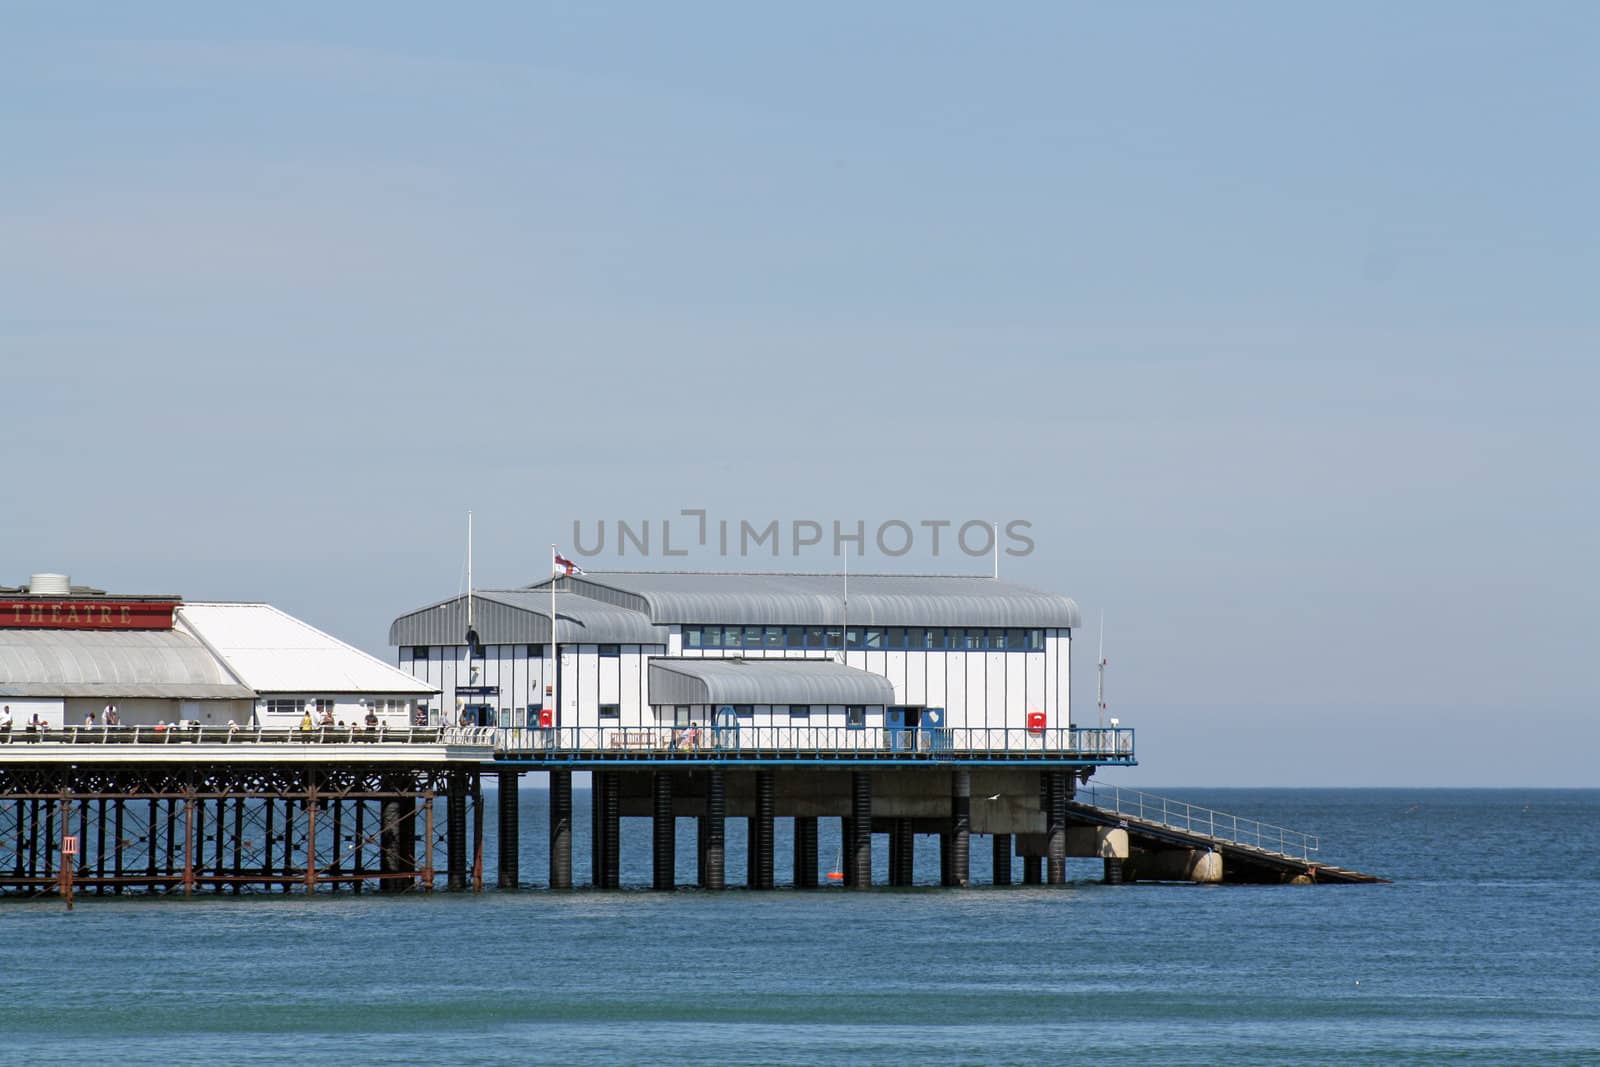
{"left": 1024, "top": 651, "right": 1045, "bottom": 724}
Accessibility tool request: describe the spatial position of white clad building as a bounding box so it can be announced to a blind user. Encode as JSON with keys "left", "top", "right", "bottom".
{"left": 390, "top": 572, "right": 1079, "bottom": 738}
{"left": 0, "top": 574, "right": 435, "bottom": 728}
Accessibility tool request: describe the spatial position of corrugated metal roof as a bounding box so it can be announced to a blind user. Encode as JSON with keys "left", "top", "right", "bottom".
{"left": 387, "top": 590, "right": 668, "bottom": 647}
{"left": 0, "top": 629, "right": 255, "bottom": 699}
{"left": 647, "top": 658, "right": 896, "bottom": 706}
{"left": 178, "top": 604, "right": 435, "bottom": 695}
{"left": 533, "top": 572, "right": 1082, "bottom": 628}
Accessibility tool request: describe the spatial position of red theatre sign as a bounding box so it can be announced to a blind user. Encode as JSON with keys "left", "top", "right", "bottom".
{"left": 0, "top": 600, "right": 179, "bottom": 630}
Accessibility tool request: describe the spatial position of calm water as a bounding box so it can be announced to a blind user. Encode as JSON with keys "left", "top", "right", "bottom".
{"left": 3, "top": 788, "right": 1597, "bottom": 1065}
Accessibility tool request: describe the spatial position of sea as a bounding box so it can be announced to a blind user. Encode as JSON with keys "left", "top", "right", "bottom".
{"left": 2, "top": 788, "right": 1596, "bottom": 1065}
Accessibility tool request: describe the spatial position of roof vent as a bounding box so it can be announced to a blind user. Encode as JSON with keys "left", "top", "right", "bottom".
{"left": 28, "top": 573, "right": 71, "bottom": 595}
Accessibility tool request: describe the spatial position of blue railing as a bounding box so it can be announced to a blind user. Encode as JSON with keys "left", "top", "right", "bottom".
{"left": 488, "top": 724, "right": 1135, "bottom": 763}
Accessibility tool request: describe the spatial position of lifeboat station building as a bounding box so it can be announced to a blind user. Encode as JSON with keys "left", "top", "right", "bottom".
{"left": 0, "top": 573, "right": 434, "bottom": 729}
{"left": 390, "top": 571, "right": 1099, "bottom": 749}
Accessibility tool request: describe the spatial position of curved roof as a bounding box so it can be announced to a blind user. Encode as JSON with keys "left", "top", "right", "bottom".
{"left": 387, "top": 590, "right": 669, "bottom": 647}
{"left": 0, "top": 629, "right": 254, "bottom": 699}
{"left": 647, "top": 657, "right": 896, "bottom": 706}
{"left": 544, "top": 572, "right": 1082, "bottom": 629}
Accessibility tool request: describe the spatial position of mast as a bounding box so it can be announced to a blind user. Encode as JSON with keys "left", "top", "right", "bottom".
{"left": 550, "top": 544, "right": 558, "bottom": 727}
{"left": 1097, "top": 611, "right": 1107, "bottom": 729}
{"left": 840, "top": 551, "right": 849, "bottom": 665}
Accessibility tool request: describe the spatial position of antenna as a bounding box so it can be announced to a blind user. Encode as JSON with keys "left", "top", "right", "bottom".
{"left": 1096, "top": 610, "right": 1107, "bottom": 730}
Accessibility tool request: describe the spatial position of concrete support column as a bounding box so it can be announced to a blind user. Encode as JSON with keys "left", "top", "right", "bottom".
{"left": 496, "top": 769, "right": 520, "bottom": 889}
{"left": 793, "top": 816, "right": 818, "bottom": 888}
{"left": 548, "top": 769, "right": 572, "bottom": 889}
{"left": 589, "top": 770, "right": 605, "bottom": 888}
{"left": 889, "top": 819, "right": 913, "bottom": 886}
{"left": 601, "top": 770, "right": 621, "bottom": 888}
{"left": 992, "top": 833, "right": 1012, "bottom": 885}
{"left": 705, "top": 769, "right": 726, "bottom": 890}
{"left": 950, "top": 769, "right": 971, "bottom": 888}
{"left": 752, "top": 769, "right": 775, "bottom": 889}
{"left": 849, "top": 771, "right": 872, "bottom": 889}
{"left": 1045, "top": 770, "right": 1067, "bottom": 886}
{"left": 446, "top": 769, "right": 469, "bottom": 892}
{"left": 652, "top": 771, "right": 675, "bottom": 891}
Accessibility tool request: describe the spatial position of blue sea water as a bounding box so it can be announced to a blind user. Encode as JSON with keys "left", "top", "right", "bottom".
{"left": 2, "top": 788, "right": 1597, "bottom": 1065}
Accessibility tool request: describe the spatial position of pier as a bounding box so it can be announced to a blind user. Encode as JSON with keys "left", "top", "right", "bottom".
{"left": 0, "top": 725, "right": 1380, "bottom": 896}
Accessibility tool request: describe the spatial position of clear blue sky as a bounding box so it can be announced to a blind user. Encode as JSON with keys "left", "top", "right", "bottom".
{"left": 3, "top": 4, "right": 1595, "bottom": 785}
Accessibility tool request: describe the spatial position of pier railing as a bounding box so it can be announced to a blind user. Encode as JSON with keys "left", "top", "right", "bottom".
{"left": 487, "top": 724, "right": 1135, "bottom": 763}
{"left": 1, "top": 725, "right": 452, "bottom": 746}
{"left": 1076, "top": 784, "right": 1319, "bottom": 861}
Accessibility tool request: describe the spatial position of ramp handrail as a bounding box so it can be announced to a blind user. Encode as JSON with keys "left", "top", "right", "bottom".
{"left": 1076, "top": 784, "right": 1319, "bottom": 862}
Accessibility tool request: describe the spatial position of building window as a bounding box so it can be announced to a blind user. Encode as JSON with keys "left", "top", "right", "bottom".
{"left": 265, "top": 699, "right": 303, "bottom": 716}
{"left": 674, "top": 705, "right": 691, "bottom": 727}
{"left": 864, "top": 628, "right": 884, "bottom": 650}
{"left": 683, "top": 626, "right": 704, "bottom": 649}
{"left": 526, "top": 643, "right": 546, "bottom": 657}
{"left": 599, "top": 704, "right": 620, "bottom": 720}
{"left": 764, "top": 626, "right": 784, "bottom": 649}
{"left": 788, "top": 705, "right": 809, "bottom": 721}
{"left": 785, "top": 626, "right": 805, "bottom": 647}
{"left": 411, "top": 646, "right": 429, "bottom": 660}
{"left": 742, "top": 626, "right": 762, "bottom": 650}
{"left": 734, "top": 705, "right": 754, "bottom": 720}
{"left": 599, "top": 644, "right": 620, "bottom": 658}
{"left": 1026, "top": 629, "right": 1044, "bottom": 650}
{"left": 846, "top": 706, "right": 866, "bottom": 729}
{"left": 845, "top": 627, "right": 862, "bottom": 650}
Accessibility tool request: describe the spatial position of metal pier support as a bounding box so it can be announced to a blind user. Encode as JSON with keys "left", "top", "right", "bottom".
{"left": 1045, "top": 770, "right": 1067, "bottom": 886}
{"left": 849, "top": 771, "right": 872, "bottom": 889}
{"left": 652, "top": 771, "right": 675, "bottom": 891}
{"left": 751, "top": 769, "right": 775, "bottom": 889}
{"left": 1104, "top": 857, "right": 1125, "bottom": 885}
{"left": 950, "top": 769, "right": 971, "bottom": 888}
{"left": 793, "top": 816, "right": 818, "bottom": 888}
{"left": 705, "top": 769, "right": 726, "bottom": 890}
{"left": 992, "top": 833, "right": 1012, "bottom": 885}
{"left": 379, "top": 786, "right": 406, "bottom": 893}
{"left": 492, "top": 771, "right": 518, "bottom": 889}
{"left": 549, "top": 769, "right": 572, "bottom": 889}
{"left": 446, "top": 769, "right": 469, "bottom": 891}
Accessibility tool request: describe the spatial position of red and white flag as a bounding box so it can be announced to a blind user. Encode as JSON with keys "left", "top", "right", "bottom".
{"left": 553, "top": 549, "right": 584, "bottom": 576}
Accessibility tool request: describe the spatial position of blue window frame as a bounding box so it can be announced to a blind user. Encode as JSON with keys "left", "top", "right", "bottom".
{"left": 683, "top": 627, "right": 704, "bottom": 649}
{"left": 599, "top": 644, "right": 620, "bottom": 657}
{"left": 788, "top": 705, "right": 809, "bottom": 721}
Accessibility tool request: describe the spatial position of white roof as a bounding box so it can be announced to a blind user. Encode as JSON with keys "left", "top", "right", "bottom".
{"left": 176, "top": 603, "right": 434, "bottom": 696}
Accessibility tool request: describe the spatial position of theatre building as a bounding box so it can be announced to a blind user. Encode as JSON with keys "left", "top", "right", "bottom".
{"left": 0, "top": 573, "right": 434, "bottom": 727}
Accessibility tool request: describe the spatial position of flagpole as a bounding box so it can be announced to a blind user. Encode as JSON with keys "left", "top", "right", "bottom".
{"left": 550, "top": 544, "right": 558, "bottom": 728}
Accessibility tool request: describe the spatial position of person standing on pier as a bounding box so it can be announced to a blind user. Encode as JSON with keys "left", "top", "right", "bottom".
{"left": 84, "top": 710, "right": 95, "bottom": 727}
{"left": 105, "top": 705, "right": 120, "bottom": 727}
{"left": 0, "top": 705, "right": 11, "bottom": 741}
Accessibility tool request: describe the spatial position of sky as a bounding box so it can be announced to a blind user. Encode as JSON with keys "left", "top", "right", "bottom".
{"left": 2, "top": 3, "right": 1595, "bottom": 786}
